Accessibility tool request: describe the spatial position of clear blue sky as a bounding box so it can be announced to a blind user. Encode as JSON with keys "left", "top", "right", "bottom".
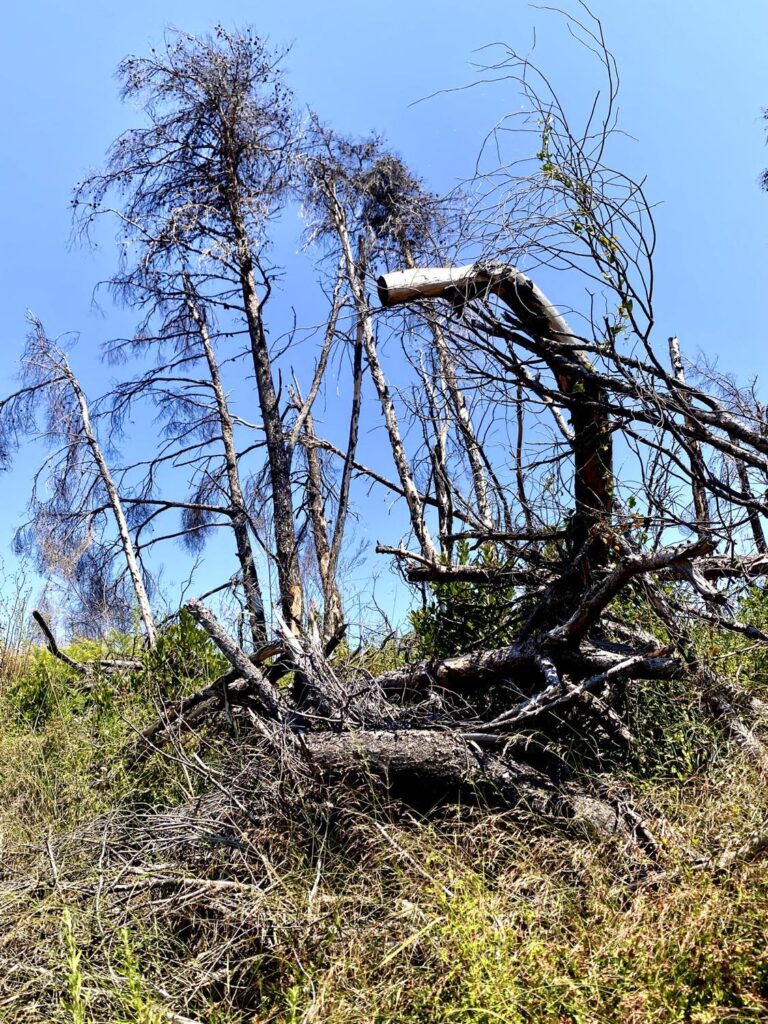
{"left": 2, "top": 0, "right": 768, "bottom": 618}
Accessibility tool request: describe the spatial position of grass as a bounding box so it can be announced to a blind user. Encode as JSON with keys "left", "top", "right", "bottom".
{"left": 8, "top": 800, "right": 767, "bottom": 1023}
{"left": 0, "top": 611, "right": 768, "bottom": 1022}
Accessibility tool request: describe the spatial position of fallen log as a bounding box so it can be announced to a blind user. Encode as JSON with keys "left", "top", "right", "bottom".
{"left": 32, "top": 611, "right": 86, "bottom": 675}
{"left": 373, "top": 638, "right": 682, "bottom": 695}
{"left": 298, "top": 729, "right": 652, "bottom": 849}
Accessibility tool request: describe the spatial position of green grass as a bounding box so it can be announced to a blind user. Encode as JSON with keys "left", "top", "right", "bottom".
{"left": 1, "top": 616, "right": 768, "bottom": 1023}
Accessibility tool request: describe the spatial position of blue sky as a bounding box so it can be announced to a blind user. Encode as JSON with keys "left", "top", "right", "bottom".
{"left": 2, "top": 0, "right": 768, "bottom": 620}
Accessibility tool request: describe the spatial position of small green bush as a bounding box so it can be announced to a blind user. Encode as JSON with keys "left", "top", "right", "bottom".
{"left": 5, "top": 643, "right": 107, "bottom": 727}
{"left": 410, "top": 541, "right": 528, "bottom": 659}
{"left": 138, "top": 608, "right": 228, "bottom": 699}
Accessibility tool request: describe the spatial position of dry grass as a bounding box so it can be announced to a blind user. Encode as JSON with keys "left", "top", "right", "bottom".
{"left": 1, "top": 622, "right": 768, "bottom": 1022}
{"left": 1, "top": 732, "right": 768, "bottom": 1023}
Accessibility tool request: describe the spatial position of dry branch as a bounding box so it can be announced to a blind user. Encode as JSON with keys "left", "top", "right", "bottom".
{"left": 32, "top": 610, "right": 87, "bottom": 675}
{"left": 32, "top": 610, "right": 142, "bottom": 677}
{"left": 185, "top": 599, "right": 282, "bottom": 721}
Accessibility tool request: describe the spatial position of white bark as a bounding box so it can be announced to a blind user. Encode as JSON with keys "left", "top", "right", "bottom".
{"left": 66, "top": 367, "right": 157, "bottom": 646}
{"left": 332, "top": 199, "right": 437, "bottom": 561}
{"left": 669, "top": 336, "right": 710, "bottom": 537}
{"left": 378, "top": 262, "right": 615, "bottom": 557}
{"left": 378, "top": 265, "right": 480, "bottom": 306}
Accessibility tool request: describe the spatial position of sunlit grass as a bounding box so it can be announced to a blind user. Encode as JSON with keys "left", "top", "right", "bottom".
{"left": 0, "top": 613, "right": 767, "bottom": 1022}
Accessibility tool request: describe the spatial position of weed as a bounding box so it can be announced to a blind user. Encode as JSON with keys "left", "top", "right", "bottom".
{"left": 61, "top": 910, "right": 89, "bottom": 1024}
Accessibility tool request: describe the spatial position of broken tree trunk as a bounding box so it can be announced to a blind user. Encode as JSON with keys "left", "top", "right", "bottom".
{"left": 297, "top": 729, "right": 654, "bottom": 851}
{"left": 32, "top": 610, "right": 143, "bottom": 677}
{"left": 185, "top": 599, "right": 282, "bottom": 722}
{"left": 378, "top": 263, "right": 614, "bottom": 565}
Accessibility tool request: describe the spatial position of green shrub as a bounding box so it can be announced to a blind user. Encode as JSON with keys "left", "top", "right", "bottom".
{"left": 409, "top": 541, "right": 528, "bottom": 659}
{"left": 7, "top": 647, "right": 98, "bottom": 728}
{"left": 138, "top": 609, "right": 228, "bottom": 700}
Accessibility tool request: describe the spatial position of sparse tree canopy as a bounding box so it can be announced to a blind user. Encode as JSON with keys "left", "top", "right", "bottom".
{"left": 5, "top": 14, "right": 768, "bottom": 837}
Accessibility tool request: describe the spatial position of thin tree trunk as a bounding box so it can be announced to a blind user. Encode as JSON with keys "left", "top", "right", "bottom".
{"left": 327, "top": 329, "right": 364, "bottom": 597}
{"left": 360, "top": 317, "right": 438, "bottom": 561}
{"left": 515, "top": 379, "right": 535, "bottom": 532}
{"left": 288, "top": 255, "right": 345, "bottom": 458}
{"left": 65, "top": 366, "right": 157, "bottom": 646}
{"left": 332, "top": 205, "right": 437, "bottom": 561}
{"left": 184, "top": 279, "right": 267, "bottom": 646}
{"left": 737, "top": 462, "right": 767, "bottom": 554}
{"left": 669, "top": 336, "right": 711, "bottom": 537}
{"left": 300, "top": 407, "right": 344, "bottom": 641}
{"left": 417, "top": 356, "right": 453, "bottom": 556}
{"left": 227, "top": 197, "right": 304, "bottom": 634}
{"left": 399, "top": 241, "right": 494, "bottom": 530}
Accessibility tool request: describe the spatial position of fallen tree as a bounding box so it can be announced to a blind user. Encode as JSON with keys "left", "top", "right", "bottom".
{"left": 124, "top": 23, "right": 768, "bottom": 853}
{"left": 151, "top": 223, "right": 768, "bottom": 843}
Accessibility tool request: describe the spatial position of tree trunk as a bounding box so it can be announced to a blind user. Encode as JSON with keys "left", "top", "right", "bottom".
{"left": 301, "top": 409, "right": 345, "bottom": 641}
{"left": 332, "top": 209, "right": 437, "bottom": 561}
{"left": 66, "top": 367, "right": 157, "bottom": 646}
{"left": 300, "top": 730, "right": 627, "bottom": 839}
{"left": 185, "top": 598, "right": 281, "bottom": 722}
{"left": 668, "top": 336, "right": 710, "bottom": 537}
{"left": 184, "top": 281, "right": 268, "bottom": 647}
{"left": 326, "top": 328, "right": 364, "bottom": 619}
{"left": 399, "top": 241, "right": 494, "bottom": 531}
{"left": 378, "top": 264, "right": 614, "bottom": 564}
{"left": 228, "top": 200, "right": 304, "bottom": 634}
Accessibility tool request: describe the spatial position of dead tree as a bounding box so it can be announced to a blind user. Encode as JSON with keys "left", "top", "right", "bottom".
{"left": 146, "top": 14, "right": 768, "bottom": 840}
{"left": 182, "top": 279, "right": 267, "bottom": 645}
{"left": 301, "top": 129, "right": 506, "bottom": 568}
{"left": 100, "top": 270, "right": 271, "bottom": 649}
{"left": 0, "top": 317, "right": 157, "bottom": 644}
{"left": 313, "top": 153, "right": 439, "bottom": 564}
{"left": 9, "top": 16, "right": 768, "bottom": 842}
{"left": 74, "top": 28, "right": 306, "bottom": 634}
{"left": 378, "top": 261, "right": 614, "bottom": 574}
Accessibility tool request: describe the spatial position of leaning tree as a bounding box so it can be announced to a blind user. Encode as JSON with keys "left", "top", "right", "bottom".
{"left": 0, "top": 317, "right": 157, "bottom": 643}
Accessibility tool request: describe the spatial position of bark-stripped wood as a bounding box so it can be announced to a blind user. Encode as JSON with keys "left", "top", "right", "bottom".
{"left": 300, "top": 407, "right": 346, "bottom": 642}
{"left": 398, "top": 241, "right": 494, "bottom": 531}
{"left": 183, "top": 278, "right": 267, "bottom": 648}
{"left": 331, "top": 201, "right": 438, "bottom": 562}
{"left": 64, "top": 357, "right": 157, "bottom": 646}
{"left": 379, "top": 263, "right": 614, "bottom": 562}
{"left": 186, "top": 599, "right": 282, "bottom": 722}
